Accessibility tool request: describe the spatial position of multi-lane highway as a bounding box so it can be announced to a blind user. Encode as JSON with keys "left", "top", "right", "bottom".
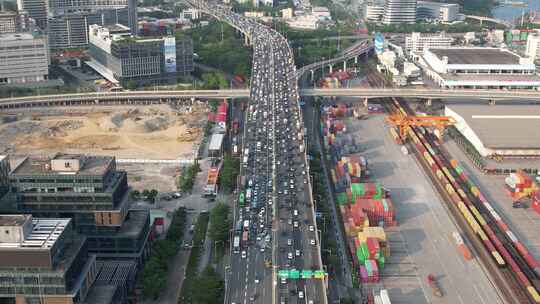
{"left": 180, "top": 1, "right": 327, "bottom": 304}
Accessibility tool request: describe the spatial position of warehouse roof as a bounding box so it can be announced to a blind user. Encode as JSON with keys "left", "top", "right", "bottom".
{"left": 445, "top": 104, "right": 540, "bottom": 149}
{"left": 208, "top": 133, "right": 224, "bottom": 152}
{"left": 430, "top": 48, "right": 520, "bottom": 65}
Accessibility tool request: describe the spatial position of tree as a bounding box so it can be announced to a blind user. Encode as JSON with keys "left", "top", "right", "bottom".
{"left": 340, "top": 297, "right": 355, "bottom": 304}
{"left": 126, "top": 80, "right": 137, "bottom": 90}
{"left": 142, "top": 189, "right": 150, "bottom": 199}
{"left": 219, "top": 154, "right": 240, "bottom": 193}
{"left": 208, "top": 202, "right": 231, "bottom": 244}
{"left": 191, "top": 266, "right": 224, "bottom": 304}
{"left": 130, "top": 190, "right": 140, "bottom": 200}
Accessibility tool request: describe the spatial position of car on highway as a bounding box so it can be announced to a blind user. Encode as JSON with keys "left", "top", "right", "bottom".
{"left": 287, "top": 239, "right": 292, "bottom": 246}
{"left": 309, "top": 225, "right": 314, "bottom": 231}
{"left": 295, "top": 249, "right": 301, "bottom": 256}
{"left": 298, "top": 291, "right": 304, "bottom": 299}
{"left": 310, "top": 239, "right": 316, "bottom": 245}
{"left": 287, "top": 252, "right": 293, "bottom": 259}
{"left": 241, "top": 251, "right": 247, "bottom": 259}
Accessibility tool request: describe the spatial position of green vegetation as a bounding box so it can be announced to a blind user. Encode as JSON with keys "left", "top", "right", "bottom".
{"left": 181, "top": 21, "right": 252, "bottom": 78}
{"left": 201, "top": 72, "right": 229, "bottom": 89}
{"left": 208, "top": 202, "right": 231, "bottom": 262}
{"left": 191, "top": 266, "right": 225, "bottom": 304}
{"left": 142, "top": 207, "right": 187, "bottom": 299}
{"left": 366, "top": 21, "right": 501, "bottom": 33}
{"left": 309, "top": 151, "right": 341, "bottom": 274}
{"left": 219, "top": 154, "right": 240, "bottom": 193}
{"left": 178, "top": 162, "right": 201, "bottom": 192}
{"left": 180, "top": 212, "right": 210, "bottom": 303}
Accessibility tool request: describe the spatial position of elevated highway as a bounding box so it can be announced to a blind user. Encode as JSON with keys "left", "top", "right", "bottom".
{"left": 2, "top": 88, "right": 540, "bottom": 110}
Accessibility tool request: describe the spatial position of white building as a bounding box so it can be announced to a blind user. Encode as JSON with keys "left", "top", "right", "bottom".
{"left": 382, "top": 0, "right": 417, "bottom": 24}
{"left": 364, "top": 1, "right": 384, "bottom": 22}
{"left": 417, "top": 1, "right": 459, "bottom": 22}
{"left": 244, "top": 11, "right": 264, "bottom": 18}
{"left": 405, "top": 32, "right": 453, "bottom": 54}
{"left": 286, "top": 14, "right": 319, "bottom": 29}
{"left": 281, "top": 8, "right": 293, "bottom": 19}
{"left": 488, "top": 29, "right": 505, "bottom": 46}
{"left": 312, "top": 6, "right": 331, "bottom": 20}
{"left": 0, "top": 11, "right": 17, "bottom": 34}
{"left": 182, "top": 8, "right": 201, "bottom": 20}
{"left": 0, "top": 32, "right": 49, "bottom": 84}
{"left": 420, "top": 47, "right": 540, "bottom": 89}
{"left": 525, "top": 30, "right": 540, "bottom": 60}
{"left": 260, "top": 0, "right": 273, "bottom": 6}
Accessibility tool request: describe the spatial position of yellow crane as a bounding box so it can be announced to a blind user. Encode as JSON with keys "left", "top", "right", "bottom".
{"left": 386, "top": 113, "right": 456, "bottom": 140}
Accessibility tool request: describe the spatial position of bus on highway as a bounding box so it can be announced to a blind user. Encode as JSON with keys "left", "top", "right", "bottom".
{"left": 239, "top": 192, "right": 245, "bottom": 207}
{"left": 233, "top": 235, "right": 240, "bottom": 253}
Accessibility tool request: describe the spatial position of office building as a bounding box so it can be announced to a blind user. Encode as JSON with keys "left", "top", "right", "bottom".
{"left": 87, "top": 24, "right": 194, "bottom": 86}
{"left": 417, "top": 1, "right": 459, "bottom": 22}
{"left": 526, "top": 30, "right": 540, "bottom": 60}
{"left": 281, "top": 7, "right": 293, "bottom": 19}
{"left": 312, "top": 6, "right": 331, "bottom": 20}
{"left": 364, "top": 1, "right": 384, "bottom": 22}
{"left": 420, "top": 47, "right": 540, "bottom": 89}
{"left": 0, "top": 11, "right": 17, "bottom": 33}
{"left": 405, "top": 32, "right": 453, "bottom": 54}
{"left": 16, "top": 0, "right": 47, "bottom": 28}
{"left": 182, "top": 8, "right": 200, "bottom": 20}
{"left": 0, "top": 215, "right": 97, "bottom": 303}
{"left": 8, "top": 153, "right": 152, "bottom": 263}
{"left": 47, "top": 8, "right": 131, "bottom": 49}
{"left": 0, "top": 156, "right": 9, "bottom": 200}
{"left": 382, "top": 0, "right": 417, "bottom": 24}
{"left": 0, "top": 32, "right": 49, "bottom": 85}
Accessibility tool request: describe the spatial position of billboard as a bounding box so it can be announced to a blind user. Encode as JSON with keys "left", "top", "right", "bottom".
{"left": 374, "top": 32, "right": 385, "bottom": 55}
{"left": 164, "top": 37, "right": 176, "bottom": 73}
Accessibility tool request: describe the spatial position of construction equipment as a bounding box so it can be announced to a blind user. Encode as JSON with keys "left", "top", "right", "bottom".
{"left": 386, "top": 113, "right": 456, "bottom": 140}
{"left": 427, "top": 274, "right": 443, "bottom": 297}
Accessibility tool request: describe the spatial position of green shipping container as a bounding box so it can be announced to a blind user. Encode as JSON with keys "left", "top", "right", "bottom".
{"left": 337, "top": 192, "right": 348, "bottom": 205}
{"left": 377, "top": 255, "right": 385, "bottom": 268}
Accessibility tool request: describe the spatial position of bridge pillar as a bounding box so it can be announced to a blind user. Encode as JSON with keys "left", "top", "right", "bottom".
{"left": 363, "top": 97, "right": 368, "bottom": 107}
{"left": 328, "top": 64, "right": 333, "bottom": 74}
{"left": 310, "top": 70, "right": 314, "bottom": 82}
{"left": 426, "top": 98, "right": 432, "bottom": 107}
{"left": 244, "top": 35, "right": 250, "bottom": 46}
{"left": 489, "top": 99, "right": 496, "bottom": 106}
{"left": 354, "top": 56, "right": 358, "bottom": 65}
{"left": 343, "top": 60, "right": 347, "bottom": 71}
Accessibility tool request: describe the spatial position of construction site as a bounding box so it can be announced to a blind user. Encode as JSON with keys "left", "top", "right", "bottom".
{"left": 0, "top": 104, "right": 208, "bottom": 160}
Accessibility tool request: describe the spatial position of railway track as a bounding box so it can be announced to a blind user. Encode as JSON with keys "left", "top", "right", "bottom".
{"left": 381, "top": 97, "right": 540, "bottom": 304}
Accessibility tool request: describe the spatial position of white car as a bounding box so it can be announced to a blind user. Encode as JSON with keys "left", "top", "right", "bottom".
{"left": 288, "top": 252, "right": 293, "bottom": 259}
{"left": 298, "top": 291, "right": 304, "bottom": 299}
{"left": 293, "top": 221, "right": 299, "bottom": 228}
{"left": 309, "top": 225, "right": 314, "bottom": 232}
{"left": 287, "top": 239, "right": 293, "bottom": 246}
{"left": 241, "top": 251, "right": 247, "bottom": 259}
{"left": 310, "top": 239, "right": 316, "bottom": 245}
{"left": 295, "top": 249, "right": 301, "bottom": 256}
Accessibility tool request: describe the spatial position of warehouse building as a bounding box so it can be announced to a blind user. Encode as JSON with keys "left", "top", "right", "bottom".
{"left": 0, "top": 215, "right": 98, "bottom": 303}
{"left": 526, "top": 30, "right": 540, "bottom": 61}
{"left": 420, "top": 47, "right": 540, "bottom": 89}
{"left": 445, "top": 104, "right": 540, "bottom": 157}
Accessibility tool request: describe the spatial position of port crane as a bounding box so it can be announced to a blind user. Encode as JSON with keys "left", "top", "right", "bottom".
{"left": 386, "top": 113, "right": 456, "bottom": 140}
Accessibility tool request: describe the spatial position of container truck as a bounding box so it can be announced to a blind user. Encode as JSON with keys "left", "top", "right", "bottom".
{"left": 242, "top": 230, "right": 249, "bottom": 246}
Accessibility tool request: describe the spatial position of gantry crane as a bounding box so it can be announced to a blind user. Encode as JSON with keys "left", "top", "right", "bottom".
{"left": 386, "top": 113, "right": 456, "bottom": 140}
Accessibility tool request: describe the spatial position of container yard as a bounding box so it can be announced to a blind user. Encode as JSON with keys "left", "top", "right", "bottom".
{"left": 319, "top": 100, "right": 504, "bottom": 303}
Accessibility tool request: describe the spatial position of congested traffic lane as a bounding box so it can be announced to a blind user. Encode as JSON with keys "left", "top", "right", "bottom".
{"left": 183, "top": 1, "right": 327, "bottom": 304}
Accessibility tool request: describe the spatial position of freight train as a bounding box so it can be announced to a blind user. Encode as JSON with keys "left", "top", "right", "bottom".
{"left": 388, "top": 97, "right": 540, "bottom": 303}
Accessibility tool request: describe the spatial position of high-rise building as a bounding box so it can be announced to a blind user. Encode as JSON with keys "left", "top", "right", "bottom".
{"left": 87, "top": 24, "right": 194, "bottom": 86}
{"left": 526, "top": 30, "right": 540, "bottom": 60}
{"left": 0, "top": 32, "right": 49, "bottom": 84}
{"left": 8, "top": 153, "right": 152, "bottom": 263}
{"left": 364, "top": 0, "right": 384, "bottom": 22}
{"left": 47, "top": 8, "right": 131, "bottom": 49}
{"left": 0, "top": 156, "right": 9, "bottom": 200}
{"left": 417, "top": 1, "right": 459, "bottom": 22}
{"left": 382, "top": 0, "right": 417, "bottom": 24}
{"left": 16, "top": 0, "right": 47, "bottom": 28}
{"left": 0, "top": 11, "right": 17, "bottom": 33}
{"left": 405, "top": 32, "right": 453, "bottom": 54}
{"left": 0, "top": 214, "right": 97, "bottom": 303}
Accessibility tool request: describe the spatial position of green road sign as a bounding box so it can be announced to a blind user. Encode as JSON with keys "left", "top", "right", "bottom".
{"left": 301, "top": 270, "right": 313, "bottom": 279}
{"left": 290, "top": 270, "right": 300, "bottom": 279}
{"left": 278, "top": 270, "right": 289, "bottom": 279}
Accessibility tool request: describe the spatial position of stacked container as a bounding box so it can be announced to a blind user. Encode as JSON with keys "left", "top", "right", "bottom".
{"left": 505, "top": 170, "right": 538, "bottom": 201}
{"left": 354, "top": 198, "right": 397, "bottom": 227}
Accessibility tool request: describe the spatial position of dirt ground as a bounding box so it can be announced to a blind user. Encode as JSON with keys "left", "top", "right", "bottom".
{"left": 0, "top": 105, "right": 208, "bottom": 159}
{"left": 120, "top": 163, "right": 181, "bottom": 192}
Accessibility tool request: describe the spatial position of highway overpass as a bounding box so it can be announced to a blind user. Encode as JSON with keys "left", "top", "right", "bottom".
{"left": 2, "top": 88, "right": 540, "bottom": 110}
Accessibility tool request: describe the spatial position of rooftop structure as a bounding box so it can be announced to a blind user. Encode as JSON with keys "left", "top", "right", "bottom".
{"left": 417, "top": 1, "right": 459, "bottom": 22}
{"left": 0, "top": 11, "right": 17, "bottom": 33}
{"left": 12, "top": 153, "right": 115, "bottom": 176}
{"left": 0, "top": 215, "right": 97, "bottom": 303}
{"left": 445, "top": 104, "right": 540, "bottom": 157}
{"left": 420, "top": 47, "right": 539, "bottom": 89}
{"left": 209, "top": 133, "right": 225, "bottom": 157}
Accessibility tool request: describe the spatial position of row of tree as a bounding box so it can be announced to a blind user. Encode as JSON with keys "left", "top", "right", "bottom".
{"left": 131, "top": 189, "right": 158, "bottom": 203}
{"left": 142, "top": 207, "right": 187, "bottom": 299}
{"left": 208, "top": 202, "right": 231, "bottom": 247}
{"left": 180, "top": 213, "right": 210, "bottom": 303}
{"left": 218, "top": 155, "right": 240, "bottom": 194}
{"left": 178, "top": 162, "right": 201, "bottom": 192}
